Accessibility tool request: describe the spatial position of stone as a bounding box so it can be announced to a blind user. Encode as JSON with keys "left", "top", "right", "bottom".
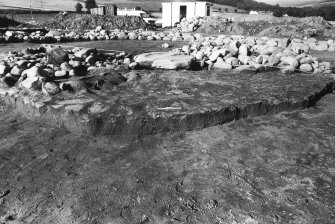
{"left": 1, "top": 75, "right": 17, "bottom": 87}
{"left": 19, "top": 75, "right": 42, "bottom": 90}
{"left": 74, "top": 48, "right": 97, "bottom": 58}
{"left": 85, "top": 55, "right": 96, "bottom": 65}
{"left": 73, "top": 65, "right": 88, "bottom": 76}
{"left": 280, "top": 56, "right": 299, "bottom": 69}
{"left": 182, "top": 45, "right": 191, "bottom": 54}
{"left": 238, "top": 55, "right": 250, "bottom": 65}
{"left": 209, "top": 51, "right": 221, "bottom": 62}
{"left": 228, "top": 41, "right": 241, "bottom": 56}
{"left": 128, "top": 32, "right": 138, "bottom": 40}
{"left": 152, "top": 55, "right": 195, "bottom": 70}
{"left": 299, "top": 64, "right": 313, "bottom": 72}
{"left": 312, "top": 42, "right": 328, "bottom": 51}
{"left": 54, "top": 70, "right": 68, "bottom": 78}
{"left": 238, "top": 44, "right": 250, "bottom": 56}
{"left": 319, "top": 62, "right": 332, "bottom": 70}
{"left": 46, "top": 30, "right": 63, "bottom": 37}
{"left": 281, "top": 66, "right": 296, "bottom": 74}
{"left": 60, "top": 62, "right": 72, "bottom": 71}
{"left": 123, "top": 58, "right": 131, "bottom": 65}
{"left": 10, "top": 65, "right": 23, "bottom": 76}
{"left": 43, "top": 68, "right": 55, "bottom": 77}
{"left": 250, "top": 56, "right": 261, "bottom": 64}
{"left": 195, "top": 51, "right": 205, "bottom": 61}
{"left": 300, "top": 57, "right": 313, "bottom": 65}
{"left": 225, "top": 57, "right": 239, "bottom": 66}
{"left": 42, "top": 82, "right": 60, "bottom": 95}
{"left": 162, "top": 43, "right": 169, "bottom": 48}
{"left": 46, "top": 47, "right": 69, "bottom": 65}
{"left": 266, "top": 39, "right": 278, "bottom": 47}
{"left": 60, "top": 80, "right": 86, "bottom": 91}
{"left": 267, "top": 56, "right": 280, "bottom": 66}
{"left": 213, "top": 58, "right": 233, "bottom": 70}
{"left": 0, "top": 64, "right": 9, "bottom": 75}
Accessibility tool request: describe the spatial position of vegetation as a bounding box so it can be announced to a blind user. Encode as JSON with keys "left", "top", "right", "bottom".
{"left": 209, "top": 0, "right": 335, "bottom": 20}
{"left": 85, "top": 0, "right": 97, "bottom": 12}
{"left": 75, "top": 3, "right": 83, "bottom": 13}
{"left": 0, "top": 16, "right": 20, "bottom": 27}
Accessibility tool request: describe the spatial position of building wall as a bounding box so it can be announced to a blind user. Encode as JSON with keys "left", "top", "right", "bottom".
{"left": 90, "top": 6, "right": 117, "bottom": 16}
{"left": 162, "top": 2, "right": 210, "bottom": 27}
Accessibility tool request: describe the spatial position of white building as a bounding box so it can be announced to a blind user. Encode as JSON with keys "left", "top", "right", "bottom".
{"left": 117, "top": 8, "right": 146, "bottom": 17}
{"left": 249, "top": 10, "right": 258, "bottom": 15}
{"left": 161, "top": 1, "right": 212, "bottom": 28}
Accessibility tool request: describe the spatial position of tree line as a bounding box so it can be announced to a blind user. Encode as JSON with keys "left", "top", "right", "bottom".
{"left": 210, "top": 0, "right": 335, "bottom": 21}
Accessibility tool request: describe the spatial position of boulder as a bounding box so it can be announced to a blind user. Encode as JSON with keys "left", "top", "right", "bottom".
{"left": 280, "top": 56, "right": 299, "bottom": 69}
{"left": 228, "top": 41, "right": 241, "bottom": 56}
{"left": 135, "top": 52, "right": 172, "bottom": 68}
{"left": 152, "top": 55, "right": 195, "bottom": 70}
{"left": 225, "top": 57, "right": 239, "bottom": 66}
{"left": 300, "top": 57, "right": 313, "bottom": 65}
{"left": 10, "top": 65, "right": 23, "bottom": 76}
{"left": 42, "top": 82, "right": 60, "bottom": 95}
{"left": 266, "top": 39, "right": 278, "bottom": 47}
{"left": 74, "top": 48, "right": 97, "bottom": 58}
{"left": 238, "top": 55, "right": 250, "bottom": 65}
{"left": 60, "top": 62, "right": 72, "bottom": 71}
{"left": 213, "top": 58, "right": 233, "bottom": 70}
{"left": 46, "top": 30, "right": 63, "bottom": 37}
{"left": 267, "top": 56, "right": 280, "bottom": 66}
{"left": 128, "top": 32, "right": 138, "bottom": 40}
{"left": 0, "top": 64, "right": 9, "bottom": 75}
{"left": 238, "top": 44, "right": 250, "bottom": 56}
{"left": 60, "top": 80, "right": 86, "bottom": 91}
{"left": 281, "top": 66, "right": 296, "bottom": 75}
{"left": 55, "top": 70, "right": 68, "bottom": 78}
{"left": 46, "top": 47, "right": 69, "bottom": 65}
{"left": 312, "top": 42, "right": 328, "bottom": 51}
{"left": 209, "top": 51, "right": 221, "bottom": 62}
{"left": 85, "top": 55, "right": 96, "bottom": 65}
{"left": 299, "top": 64, "right": 313, "bottom": 72}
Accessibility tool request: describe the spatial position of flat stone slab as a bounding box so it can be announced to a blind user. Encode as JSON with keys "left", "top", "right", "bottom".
{"left": 134, "top": 52, "right": 195, "bottom": 69}
{"left": 0, "top": 69, "right": 334, "bottom": 136}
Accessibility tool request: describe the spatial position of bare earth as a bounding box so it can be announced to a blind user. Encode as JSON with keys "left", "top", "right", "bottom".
{"left": 0, "top": 41, "right": 335, "bottom": 223}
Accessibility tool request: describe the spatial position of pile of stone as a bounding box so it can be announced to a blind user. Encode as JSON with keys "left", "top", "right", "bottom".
{"left": 0, "top": 45, "right": 135, "bottom": 95}
{"left": 177, "top": 17, "right": 206, "bottom": 32}
{"left": 42, "top": 14, "right": 147, "bottom": 31}
{"left": 135, "top": 35, "right": 334, "bottom": 74}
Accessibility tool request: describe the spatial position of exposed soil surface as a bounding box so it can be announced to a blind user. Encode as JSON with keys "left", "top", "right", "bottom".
{"left": 0, "top": 90, "right": 335, "bottom": 224}
{"left": 0, "top": 42, "right": 335, "bottom": 224}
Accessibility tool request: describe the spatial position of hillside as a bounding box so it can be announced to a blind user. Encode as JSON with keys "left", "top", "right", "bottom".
{"left": 294, "top": 0, "right": 335, "bottom": 7}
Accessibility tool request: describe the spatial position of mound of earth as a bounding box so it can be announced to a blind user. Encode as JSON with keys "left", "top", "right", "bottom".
{"left": 186, "top": 16, "right": 334, "bottom": 39}
{"left": 42, "top": 13, "right": 147, "bottom": 31}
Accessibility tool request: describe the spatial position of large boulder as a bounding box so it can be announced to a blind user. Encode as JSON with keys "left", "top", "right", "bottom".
{"left": 74, "top": 48, "right": 98, "bottom": 58}
{"left": 299, "top": 64, "right": 313, "bottom": 72}
{"left": 135, "top": 52, "right": 195, "bottom": 70}
{"left": 280, "top": 56, "right": 299, "bottom": 69}
{"left": 152, "top": 55, "right": 195, "bottom": 70}
{"left": 46, "top": 47, "right": 69, "bottom": 66}
{"left": 18, "top": 67, "right": 44, "bottom": 90}
{"left": 213, "top": 58, "right": 233, "bottom": 70}
{"left": 42, "top": 82, "right": 60, "bottom": 95}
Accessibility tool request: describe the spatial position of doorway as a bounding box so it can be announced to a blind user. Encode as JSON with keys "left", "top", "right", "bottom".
{"left": 180, "top": 5, "right": 187, "bottom": 21}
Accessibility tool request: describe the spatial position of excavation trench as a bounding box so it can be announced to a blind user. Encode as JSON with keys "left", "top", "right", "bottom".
{"left": 0, "top": 69, "right": 334, "bottom": 136}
